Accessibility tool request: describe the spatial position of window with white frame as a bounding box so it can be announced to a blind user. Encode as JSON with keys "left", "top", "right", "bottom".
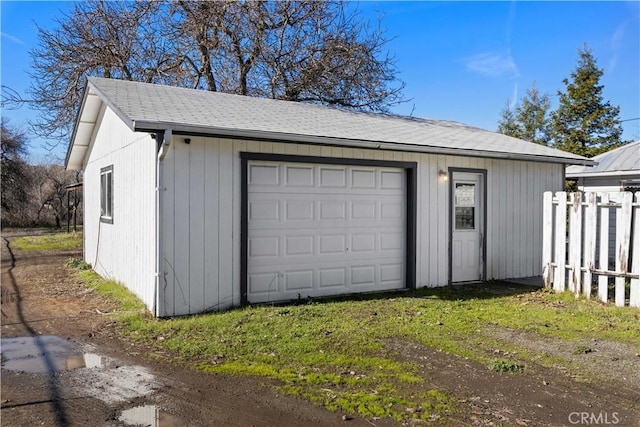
{"left": 100, "top": 165, "right": 113, "bottom": 223}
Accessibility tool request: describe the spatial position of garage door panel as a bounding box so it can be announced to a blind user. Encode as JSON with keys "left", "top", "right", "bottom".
{"left": 319, "top": 167, "right": 347, "bottom": 187}
{"left": 351, "top": 265, "right": 376, "bottom": 285}
{"left": 351, "top": 169, "right": 377, "bottom": 188}
{"left": 319, "top": 268, "right": 346, "bottom": 288}
{"left": 285, "top": 235, "right": 314, "bottom": 256}
{"left": 249, "top": 237, "right": 279, "bottom": 258}
{"left": 247, "top": 160, "right": 406, "bottom": 303}
{"left": 285, "top": 201, "right": 314, "bottom": 220}
{"left": 249, "top": 164, "right": 279, "bottom": 186}
{"left": 249, "top": 255, "right": 404, "bottom": 269}
{"left": 380, "top": 232, "right": 403, "bottom": 251}
{"left": 380, "top": 170, "right": 404, "bottom": 189}
{"left": 249, "top": 200, "right": 280, "bottom": 221}
{"left": 381, "top": 202, "right": 403, "bottom": 219}
{"left": 319, "top": 235, "right": 346, "bottom": 254}
{"left": 285, "top": 270, "right": 314, "bottom": 291}
{"left": 351, "top": 201, "right": 376, "bottom": 219}
{"left": 380, "top": 263, "right": 404, "bottom": 283}
{"left": 249, "top": 272, "right": 280, "bottom": 295}
{"left": 248, "top": 263, "right": 405, "bottom": 303}
{"left": 351, "top": 233, "right": 376, "bottom": 253}
{"left": 285, "top": 165, "right": 314, "bottom": 187}
{"left": 249, "top": 231, "right": 403, "bottom": 255}
{"left": 319, "top": 201, "right": 347, "bottom": 220}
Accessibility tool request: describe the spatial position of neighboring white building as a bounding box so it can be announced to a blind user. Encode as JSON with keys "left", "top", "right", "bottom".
{"left": 566, "top": 141, "right": 640, "bottom": 269}
{"left": 566, "top": 141, "right": 640, "bottom": 193}
{"left": 66, "top": 78, "right": 592, "bottom": 317}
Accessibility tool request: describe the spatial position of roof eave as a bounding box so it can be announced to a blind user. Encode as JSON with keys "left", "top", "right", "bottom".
{"left": 133, "top": 120, "right": 594, "bottom": 166}
{"left": 566, "top": 170, "right": 640, "bottom": 178}
{"left": 66, "top": 78, "right": 137, "bottom": 170}
{"left": 65, "top": 81, "right": 94, "bottom": 170}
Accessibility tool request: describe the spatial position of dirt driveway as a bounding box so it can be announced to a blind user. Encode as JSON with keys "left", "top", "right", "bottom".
{"left": 2, "top": 231, "right": 639, "bottom": 426}
{"left": 1, "top": 232, "right": 383, "bottom": 427}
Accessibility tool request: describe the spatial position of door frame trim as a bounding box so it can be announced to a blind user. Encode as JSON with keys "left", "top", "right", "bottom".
{"left": 240, "top": 152, "right": 417, "bottom": 305}
{"left": 448, "top": 168, "right": 488, "bottom": 285}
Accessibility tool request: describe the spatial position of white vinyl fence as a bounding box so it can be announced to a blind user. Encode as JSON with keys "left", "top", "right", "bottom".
{"left": 542, "top": 191, "right": 639, "bottom": 307}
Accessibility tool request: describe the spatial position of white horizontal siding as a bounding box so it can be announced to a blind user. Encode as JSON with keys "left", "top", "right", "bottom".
{"left": 160, "top": 137, "right": 564, "bottom": 316}
{"left": 83, "top": 107, "right": 156, "bottom": 312}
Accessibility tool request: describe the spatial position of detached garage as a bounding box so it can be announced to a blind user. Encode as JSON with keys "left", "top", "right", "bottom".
{"left": 66, "top": 77, "right": 592, "bottom": 317}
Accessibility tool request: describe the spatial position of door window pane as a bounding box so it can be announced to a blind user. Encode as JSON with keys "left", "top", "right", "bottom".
{"left": 455, "top": 183, "right": 475, "bottom": 230}
{"left": 455, "top": 183, "right": 475, "bottom": 206}
{"left": 455, "top": 207, "right": 475, "bottom": 229}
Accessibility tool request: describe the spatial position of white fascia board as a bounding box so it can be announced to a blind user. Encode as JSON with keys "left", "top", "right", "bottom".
{"left": 65, "top": 86, "right": 95, "bottom": 170}
{"left": 132, "top": 120, "right": 594, "bottom": 166}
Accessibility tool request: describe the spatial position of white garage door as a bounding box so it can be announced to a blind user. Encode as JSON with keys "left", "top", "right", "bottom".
{"left": 247, "top": 160, "right": 406, "bottom": 303}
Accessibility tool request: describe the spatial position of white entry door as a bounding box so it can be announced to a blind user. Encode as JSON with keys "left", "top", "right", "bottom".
{"left": 247, "top": 160, "right": 406, "bottom": 303}
{"left": 451, "top": 172, "right": 484, "bottom": 282}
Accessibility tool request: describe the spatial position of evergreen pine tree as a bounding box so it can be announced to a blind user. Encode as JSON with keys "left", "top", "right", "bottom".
{"left": 550, "top": 45, "right": 624, "bottom": 157}
{"left": 497, "top": 82, "right": 550, "bottom": 146}
{"left": 517, "top": 83, "right": 551, "bottom": 145}
{"left": 496, "top": 99, "right": 519, "bottom": 137}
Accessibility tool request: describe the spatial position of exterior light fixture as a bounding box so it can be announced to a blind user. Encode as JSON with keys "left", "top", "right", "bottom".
{"left": 439, "top": 170, "right": 448, "bottom": 181}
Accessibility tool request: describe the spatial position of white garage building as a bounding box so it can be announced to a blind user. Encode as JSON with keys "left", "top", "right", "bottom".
{"left": 66, "top": 78, "right": 591, "bottom": 317}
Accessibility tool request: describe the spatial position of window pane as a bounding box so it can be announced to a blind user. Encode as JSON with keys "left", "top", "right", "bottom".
{"left": 455, "top": 183, "right": 475, "bottom": 206}
{"left": 100, "top": 166, "right": 113, "bottom": 222}
{"left": 455, "top": 207, "right": 475, "bottom": 230}
{"left": 106, "top": 171, "right": 112, "bottom": 217}
{"left": 100, "top": 174, "right": 106, "bottom": 215}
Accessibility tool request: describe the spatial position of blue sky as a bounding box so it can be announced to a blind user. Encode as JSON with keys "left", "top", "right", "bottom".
{"left": 2, "top": 1, "right": 639, "bottom": 162}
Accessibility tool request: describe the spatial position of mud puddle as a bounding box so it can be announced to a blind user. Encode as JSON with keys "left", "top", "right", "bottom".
{"left": 119, "top": 405, "right": 187, "bottom": 427}
{"left": 2, "top": 335, "right": 159, "bottom": 405}
{"left": 0, "top": 335, "right": 103, "bottom": 373}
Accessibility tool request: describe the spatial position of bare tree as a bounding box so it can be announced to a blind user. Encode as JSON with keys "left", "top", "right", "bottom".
{"left": 1, "top": 119, "right": 30, "bottom": 226}
{"left": 7, "top": 0, "right": 404, "bottom": 150}
{"left": 21, "top": 164, "right": 82, "bottom": 228}
{"left": 42, "top": 165, "right": 81, "bottom": 228}
{"left": 24, "top": 1, "right": 181, "bottom": 147}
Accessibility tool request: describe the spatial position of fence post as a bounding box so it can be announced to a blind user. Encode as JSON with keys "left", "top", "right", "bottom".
{"left": 569, "top": 192, "right": 582, "bottom": 296}
{"left": 554, "top": 192, "right": 567, "bottom": 292}
{"left": 598, "top": 193, "right": 610, "bottom": 303}
{"left": 630, "top": 193, "right": 640, "bottom": 308}
{"left": 542, "top": 191, "right": 553, "bottom": 288}
{"left": 583, "top": 192, "right": 597, "bottom": 299}
{"left": 615, "top": 192, "right": 632, "bottom": 307}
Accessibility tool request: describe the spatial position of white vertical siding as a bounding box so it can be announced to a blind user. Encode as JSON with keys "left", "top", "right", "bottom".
{"left": 160, "top": 137, "right": 564, "bottom": 316}
{"left": 83, "top": 107, "right": 156, "bottom": 311}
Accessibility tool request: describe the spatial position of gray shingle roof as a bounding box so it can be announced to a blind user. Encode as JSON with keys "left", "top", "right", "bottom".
{"left": 566, "top": 141, "right": 640, "bottom": 177}
{"left": 67, "top": 77, "right": 592, "bottom": 169}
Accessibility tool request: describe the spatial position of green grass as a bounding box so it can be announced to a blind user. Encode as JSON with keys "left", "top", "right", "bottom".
{"left": 572, "top": 345, "right": 594, "bottom": 355}
{"left": 74, "top": 269, "right": 148, "bottom": 323}
{"left": 65, "top": 257, "right": 640, "bottom": 422}
{"left": 489, "top": 359, "right": 525, "bottom": 373}
{"left": 65, "top": 257, "right": 91, "bottom": 270}
{"left": 12, "top": 232, "right": 82, "bottom": 251}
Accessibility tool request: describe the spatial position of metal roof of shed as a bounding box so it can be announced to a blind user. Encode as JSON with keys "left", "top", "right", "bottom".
{"left": 566, "top": 140, "right": 640, "bottom": 178}
{"left": 66, "top": 77, "right": 592, "bottom": 169}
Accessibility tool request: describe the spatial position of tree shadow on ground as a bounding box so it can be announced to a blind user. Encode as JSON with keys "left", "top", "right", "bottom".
{"left": 1, "top": 237, "right": 70, "bottom": 427}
